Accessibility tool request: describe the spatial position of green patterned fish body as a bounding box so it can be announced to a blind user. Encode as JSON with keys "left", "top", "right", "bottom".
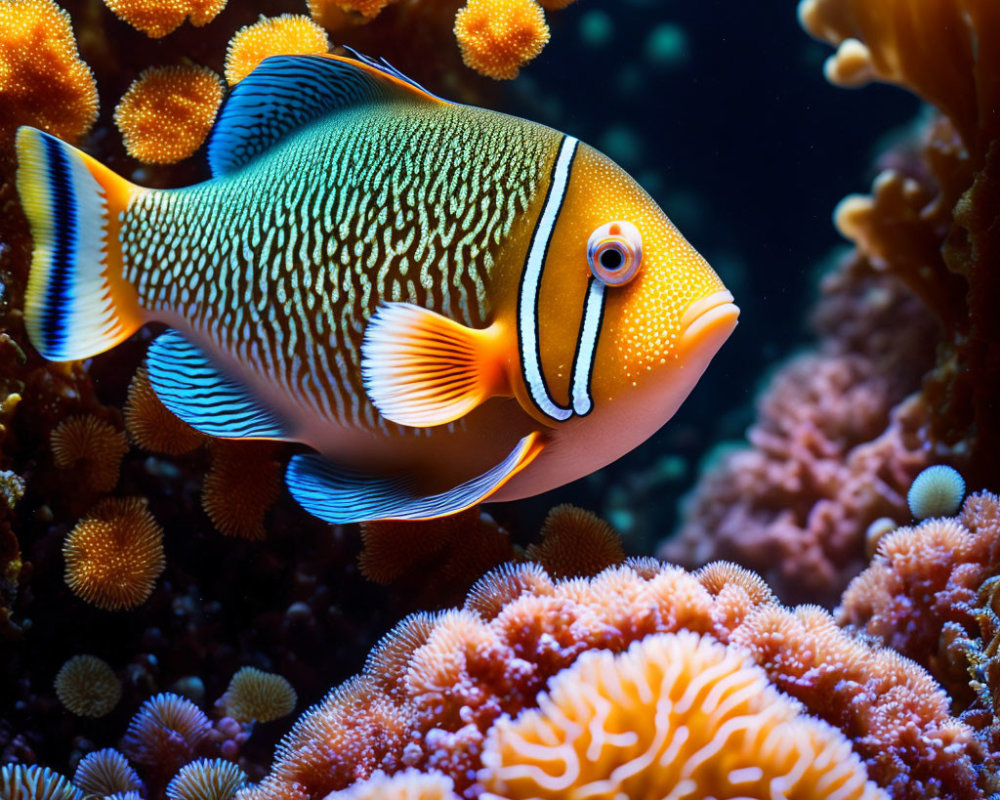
{"left": 16, "top": 54, "right": 738, "bottom": 523}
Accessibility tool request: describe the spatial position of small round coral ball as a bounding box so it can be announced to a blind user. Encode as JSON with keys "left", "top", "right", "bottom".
{"left": 907, "top": 465, "right": 965, "bottom": 520}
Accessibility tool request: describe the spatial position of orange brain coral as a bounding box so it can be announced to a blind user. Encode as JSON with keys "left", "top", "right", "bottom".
{"left": 481, "top": 631, "right": 886, "bottom": 800}
{"left": 50, "top": 415, "right": 128, "bottom": 493}
{"left": 224, "top": 15, "right": 331, "bottom": 86}
{"left": 102, "top": 0, "right": 227, "bottom": 38}
{"left": 0, "top": 0, "right": 98, "bottom": 145}
{"left": 63, "top": 497, "right": 166, "bottom": 610}
{"left": 114, "top": 65, "right": 224, "bottom": 164}
{"left": 454, "top": 0, "right": 550, "bottom": 80}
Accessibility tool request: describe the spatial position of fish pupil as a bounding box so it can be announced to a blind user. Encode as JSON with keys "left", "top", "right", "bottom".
{"left": 600, "top": 248, "right": 623, "bottom": 270}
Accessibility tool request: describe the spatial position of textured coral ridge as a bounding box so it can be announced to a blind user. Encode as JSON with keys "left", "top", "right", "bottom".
{"left": 481, "top": 631, "right": 884, "bottom": 800}
{"left": 839, "top": 492, "right": 1000, "bottom": 705}
{"left": 241, "top": 560, "right": 979, "bottom": 800}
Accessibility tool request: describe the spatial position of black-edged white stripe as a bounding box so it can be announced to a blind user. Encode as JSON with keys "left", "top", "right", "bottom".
{"left": 569, "top": 278, "right": 605, "bottom": 416}
{"left": 517, "top": 135, "right": 606, "bottom": 423}
{"left": 518, "top": 135, "right": 578, "bottom": 422}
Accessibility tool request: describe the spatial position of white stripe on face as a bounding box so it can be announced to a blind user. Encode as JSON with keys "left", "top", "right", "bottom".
{"left": 518, "top": 136, "right": 609, "bottom": 423}
{"left": 518, "top": 135, "right": 579, "bottom": 422}
{"left": 570, "top": 278, "right": 605, "bottom": 416}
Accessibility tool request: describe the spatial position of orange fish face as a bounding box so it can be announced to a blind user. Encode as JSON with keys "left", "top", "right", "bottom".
{"left": 500, "top": 138, "right": 739, "bottom": 500}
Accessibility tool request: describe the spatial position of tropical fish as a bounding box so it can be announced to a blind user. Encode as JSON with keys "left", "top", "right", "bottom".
{"left": 16, "top": 53, "right": 739, "bottom": 525}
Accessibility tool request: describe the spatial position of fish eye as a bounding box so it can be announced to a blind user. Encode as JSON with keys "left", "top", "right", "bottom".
{"left": 587, "top": 221, "right": 642, "bottom": 286}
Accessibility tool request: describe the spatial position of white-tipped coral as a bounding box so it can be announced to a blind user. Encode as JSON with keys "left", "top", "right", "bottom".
{"left": 907, "top": 465, "right": 965, "bottom": 520}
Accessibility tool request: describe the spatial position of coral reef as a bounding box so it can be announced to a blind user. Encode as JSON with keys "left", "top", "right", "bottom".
{"left": 224, "top": 15, "right": 331, "bottom": 86}
{"left": 201, "top": 441, "right": 283, "bottom": 541}
{"left": 480, "top": 631, "right": 885, "bottom": 800}
{"left": 102, "top": 0, "right": 228, "bottom": 39}
{"left": 453, "top": 0, "right": 550, "bottom": 81}
{"left": 62, "top": 497, "right": 165, "bottom": 610}
{"left": 165, "top": 759, "right": 247, "bottom": 800}
{"left": 114, "top": 65, "right": 224, "bottom": 164}
{"left": 663, "top": 0, "right": 1000, "bottom": 603}
{"left": 239, "top": 558, "right": 980, "bottom": 800}
{"left": 221, "top": 667, "right": 297, "bottom": 724}
{"left": 49, "top": 415, "right": 128, "bottom": 494}
{"left": 53, "top": 654, "right": 121, "bottom": 717}
{"left": 908, "top": 464, "right": 966, "bottom": 520}
{"left": 72, "top": 750, "right": 142, "bottom": 796}
{"left": 0, "top": 0, "right": 98, "bottom": 147}
{"left": 0, "top": 764, "right": 81, "bottom": 800}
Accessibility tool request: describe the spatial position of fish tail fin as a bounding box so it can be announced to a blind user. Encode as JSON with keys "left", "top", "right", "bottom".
{"left": 16, "top": 126, "right": 146, "bottom": 362}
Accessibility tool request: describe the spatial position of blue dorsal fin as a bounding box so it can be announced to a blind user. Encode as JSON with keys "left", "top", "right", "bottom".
{"left": 208, "top": 53, "right": 450, "bottom": 176}
{"left": 147, "top": 330, "right": 290, "bottom": 440}
{"left": 286, "top": 432, "right": 545, "bottom": 524}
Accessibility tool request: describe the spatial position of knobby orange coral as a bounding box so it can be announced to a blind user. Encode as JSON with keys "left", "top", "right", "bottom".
{"left": 102, "top": 0, "right": 228, "bottom": 38}
{"left": 238, "top": 559, "right": 979, "bottom": 800}
{"left": 124, "top": 366, "right": 205, "bottom": 455}
{"left": 454, "top": 0, "right": 550, "bottom": 80}
{"left": 524, "top": 504, "right": 624, "bottom": 578}
{"left": 201, "top": 440, "right": 282, "bottom": 540}
{"left": 0, "top": 0, "right": 98, "bottom": 146}
{"left": 54, "top": 654, "right": 121, "bottom": 717}
{"left": 481, "top": 631, "right": 886, "bottom": 800}
{"left": 224, "top": 15, "right": 331, "bottom": 86}
{"left": 114, "top": 65, "right": 224, "bottom": 164}
{"left": 50, "top": 415, "right": 128, "bottom": 493}
{"left": 62, "top": 497, "right": 166, "bottom": 611}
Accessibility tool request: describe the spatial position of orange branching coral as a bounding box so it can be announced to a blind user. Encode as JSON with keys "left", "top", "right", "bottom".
{"left": 54, "top": 654, "right": 121, "bottom": 717}
{"left": 0, "top": 0, "right": 98, "bottom": 146}
{"left": 224, "top": 15, "right": 331, "bottom": 86}
{"left": 481, "top": 631, "right": 886, "bottom": 800}
{"left": 124, "top": 366, "right": 205, "bottom": 455}
{"left": 222, "top": 666, "right": 297, "bottom": 723}
{"left": 732, "top": 604, "right": 979, "bottom": 799}
{"left": 798, "top": 0, "right": 1000, "bottom": 158}
{"left": 454, "top": 0, "right": 550, "bottom": 80}
{"left": 838, "top": 492, "right": 1000, "bottom": 702}
{"left": 799, "top": 0, "right": 1000, "bottom": 485}
{"left": 63, "top": 497, "right": 166, "bottom": 611}
{"left": 102, "top": 0, "right": 228, "bottom": 39}
{"left": 240, "top": 559, "right": 980, "bottom": 800}
{"left": 50, "top": 415, "right": 128, "bottom": 493}
{"left": 114, "top": 65, "right": 224, "bottom": 165}
{"left": 201, "top": 440, "right": 282, "bottom": 540}
{"left": 524, "top": 504, "right": 624, "bottom": 578}
{"left": 325, "top": 770, "right": 459, "bottom": 800}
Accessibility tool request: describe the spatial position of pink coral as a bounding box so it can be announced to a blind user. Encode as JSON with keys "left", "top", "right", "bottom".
{"left": 238, "top": 559, "right": 979, "bottom": 800}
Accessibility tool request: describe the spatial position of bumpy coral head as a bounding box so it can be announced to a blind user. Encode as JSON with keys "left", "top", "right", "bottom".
{"left": 498, "top": 141, "right": 738, "bottom": 500}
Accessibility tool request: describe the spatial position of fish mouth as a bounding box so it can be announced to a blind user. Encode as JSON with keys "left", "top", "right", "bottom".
{"left": 679, "top": 289, "right": 740, "bottom": 350}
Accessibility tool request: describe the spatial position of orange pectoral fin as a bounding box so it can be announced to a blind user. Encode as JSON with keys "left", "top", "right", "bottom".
{"left": 361, "top": 302, "right": 512, "bottom": 428}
